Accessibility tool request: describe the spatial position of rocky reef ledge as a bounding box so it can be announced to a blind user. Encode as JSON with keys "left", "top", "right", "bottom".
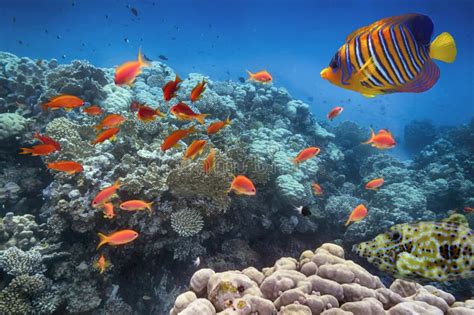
{"left": 170, "top": 243, "right": 474, "bottom": 315}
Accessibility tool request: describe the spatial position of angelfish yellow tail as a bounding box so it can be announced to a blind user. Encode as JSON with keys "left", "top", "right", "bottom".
{"left": 429, "top": 32, "right": 457, "bottom": 63}
{"left": 362, "top": 128, "right": 375, "bottom": 145}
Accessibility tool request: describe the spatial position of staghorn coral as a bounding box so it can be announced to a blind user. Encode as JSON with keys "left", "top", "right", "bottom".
{"left": 171, "top": 208, "right": 204, "bottom": 237}
{"left": 172, "top": 243, "right": 472, "bottom": 314}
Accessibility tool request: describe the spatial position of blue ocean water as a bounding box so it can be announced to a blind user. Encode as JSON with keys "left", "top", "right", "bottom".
{"left": 1, "top": 0, "right": 473, "bottom": 158}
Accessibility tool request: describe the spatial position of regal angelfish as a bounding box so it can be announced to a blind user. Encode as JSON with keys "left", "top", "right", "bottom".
{"left": 353, "top": 214, "right": 473, "bottom": 281}
{"left": 320, "top": 14, "right": 457, "bottom": 97}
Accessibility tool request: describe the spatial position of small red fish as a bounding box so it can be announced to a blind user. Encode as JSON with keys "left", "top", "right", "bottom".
{"left": 130, "top": 100, "right": 141, "bottom": 112}
{"left": 207, "top": 117, "right": 231, "bottom": 135}
{"left": 33, "top": 132, "right": 61, "bottom": 151}
{"left": 327, "top": 106, "right": 343, "bottom": 120}
{"left": 312, "top": 183, "right": 323, "bottom": 196}
{"left": 137, "top": 105, "right": 165, "bottom": 123}
{"left": 345, "top": 204, "right": 368, "bottom": 227}
{"left": 94, "top": 254, "right": 110, "bottom": 274}
{"left": 92, "top": 180, "right": 120, "bottom": 208}
{"left": 228, "top": 175, "right": 256, "bottom": 196}
{"left": 47, "top": 161, "right": 83, "bottom": 174}
{"left": 362, "top": 128, "right": 396, "bottom": 150}
{"left": 19, "top": 144, "right": 58, "bottom": 156}
{"left": 120, "top": 200, "right": 153, "bottom": 215}
{"left": 114, "top": 48, "right": 151, "bottom": 86}
{"left": 161, "top": 127, "right": 196, "bottom": 151}
{"left": 184, "top": 140, "right": 207, "bottom": 160}
{"left": 42, "top": 94, "right": 84, "bottom": 111}
{"left": 203, "top": 148, "right": 216, "bottom": 174}
{"left": 246, "top": 70, "right": 272, "bottom": 83}
{"left": 293, "top": 147, "right": 320, "bottom": 165}
{"left": 365, "top": 178, "right": 384, "bottom": 190}
{"left": 102, "top": 202, "right": 116, "bottom": 219}
{"left": 464, "top": 207, "right": 474, "bottom": 214}
{"left": 190, "top": 79, "right": 207, "bottom": 102}
{"left": 83, "top": 105, "right": 104, "bottom": 116}
{"left": 170, "top": 102, "right": 208, "bottom": 124}
{"left": 95, "top": 114, "right": 126, "bottom": 131}
{"left": 91, "top": 128, "right": 120, "bottom": 145}
{"left": 162, "top": 75, "right": 182, "bottom": 101}
{"left": 96, "top": 229, "right": 139, "bottom": 249}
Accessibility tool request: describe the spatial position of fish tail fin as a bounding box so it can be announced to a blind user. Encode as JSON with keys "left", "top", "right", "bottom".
{"left": 362, "top": 128, "right": 375, "bottom": 145}
{"left": 146, "top": 202, "right": 154, "bottom": 215}
{"left": 196, "top": 114, "right": 209, "bottom": 125}
{"left": 344, "top": 218, "right": 352, "bottom": 227}
{"left": 246, "top": 70, "right": 253, "bottom": 79}
{"left": 19, "top": 148, "right": 32, "bottom": 155}
{"left": 429, "top": 32, "right": 456, "bottom": 63}
{"left": 188, "top": 126, "right": 197, "bottom": 134}
{"left": 225, "top": 116, "right": 232, "bottom": 125}
{"left": 94, "top": 124, "right": 103, "bottom": 132}
{"left": 113, "top": 179, "right": 120, "bottom": 189}
{"left": 138, "top": 47, "right": 151, "bottom": 67}
{"left": 175, "top": 75, "right": 182, "bottom": 83}
{"left": 96, "top": 233, "right": 108, "bottom": 250}
{"left": 156, "top": 109, "right": 166, "bottom": 118}
{"left": 41, "top": 103, "right": 50, "bottom": 110}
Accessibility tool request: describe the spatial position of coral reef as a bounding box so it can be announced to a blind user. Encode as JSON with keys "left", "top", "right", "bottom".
{"left": 0, "top": 50, "right": 472, "bottom": 314}
{"left": 171, "top": 243, "right": 473, "bottom": 314}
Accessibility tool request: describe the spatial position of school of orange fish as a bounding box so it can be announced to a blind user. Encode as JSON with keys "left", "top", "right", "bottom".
{"left": 18, "top": 13, "right": 463, "bottom": 273}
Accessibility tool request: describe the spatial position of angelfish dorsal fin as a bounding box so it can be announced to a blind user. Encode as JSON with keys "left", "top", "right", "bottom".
{"left": 442, "top": 213, "right": 469, "bottom": 227}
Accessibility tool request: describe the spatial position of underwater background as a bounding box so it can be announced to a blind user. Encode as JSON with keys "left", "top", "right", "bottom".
{"left": 0, "top": 0, "right": 473, "bottom": 314}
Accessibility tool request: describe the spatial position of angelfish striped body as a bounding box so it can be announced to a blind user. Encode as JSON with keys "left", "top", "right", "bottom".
{"left": 320, "top": 14, "right": 456, "bottom": 97}
{"left": 353, "top": 214, "right": 473, "bottom": 281}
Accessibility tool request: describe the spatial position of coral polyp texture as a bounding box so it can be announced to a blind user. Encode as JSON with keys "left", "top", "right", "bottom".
{"left": 171, "top": 243, "right": 474, "bottom": 315}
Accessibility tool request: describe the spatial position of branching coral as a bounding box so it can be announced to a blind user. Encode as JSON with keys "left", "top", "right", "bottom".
{"left": 171, "top": 208, "right": 204, "bottom": 237}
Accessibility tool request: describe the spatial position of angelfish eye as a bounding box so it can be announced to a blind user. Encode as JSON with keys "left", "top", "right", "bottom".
{"left": 389, "top": 230, "right": 402, "bottom": 242}
{"left": 329, "top": 52, "right": 339, "bottom": 69}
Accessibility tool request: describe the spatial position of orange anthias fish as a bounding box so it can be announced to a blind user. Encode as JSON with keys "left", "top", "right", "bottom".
{"left": 162, "top": 75, "right": 182, "bottom": 101}
{"left": 293, "top": 147, "right": 320, "bottom": 165}
{"left": 95, "top": 114, "right": 126, "bottom": 131}
{"left": 362, "top": 128, "right": 396, "bottom": 149}
{"left": 94, "top": 254, "right": 110, "bottom": 274}
{"left": 365, "top": 177, "right": 384, "bottom": 190}
{"left": 92, "top": 180, "right": 120, "bottom": 208}
{"left": 83, "top": 105, "right": 104, "bottom": 116}
{"left": 120, "top": 200, "right": 154, "bottom": 215}
{"left": 184, "top": 140, "right": 207, "bottom": 160}
{"left": 312, "top": 183, "right": 323, "bottom": 196}
{"left": 47, "top": 161, "right": 83, "bottom": 174}
{"left": 228, "top": 175, "right": 256, "bottom": 196}
{"left": 114, "top": 48, "right": 151, "bottom": 86}
{"left": 96, "top": 229, "right": 139, "bottom": 249}
{"left": 170, "top": 102, "right": 209, "bottom": 124}
{"left": 137, "top": 105, "right": 166, "bottom": 123}
{"left": 91, "top": 128, "right": 120, "bottom": 145}
{"left": 246, "top": 70, "right": 272, "bottom": 83}
{"left": 161, "top": 126, "right": 196, "bottom": 151}
{"left": 190, "top": 79, "right": 207, "bottom": 102}
{"left": 102, "top": 202, "right": 116, "bottom": 219}
{"left": 19, "top": 144, "right": 58, "bottom": 156}
{"left": 42, "top": 94, "right": 84, "bottom": 111}
{"left": 34, "top": 132, "right": 61, "bottom": 151}
{"left": 345, "top": 204, "right": 368, "bottom": 227}
{"left": 464, "top": 207, "right": 474, "bottom": 214}
{"left": 320, "top": 14, "right": 456, "bottom": 98}
{"left": 207, "top": 117, "right": 231, "bottom": 135}
{"left": 327, "top": 106, "right": 344, "bottom": 120}
{"left": 203, "top": 148, "right": 216, "bottom": 174}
